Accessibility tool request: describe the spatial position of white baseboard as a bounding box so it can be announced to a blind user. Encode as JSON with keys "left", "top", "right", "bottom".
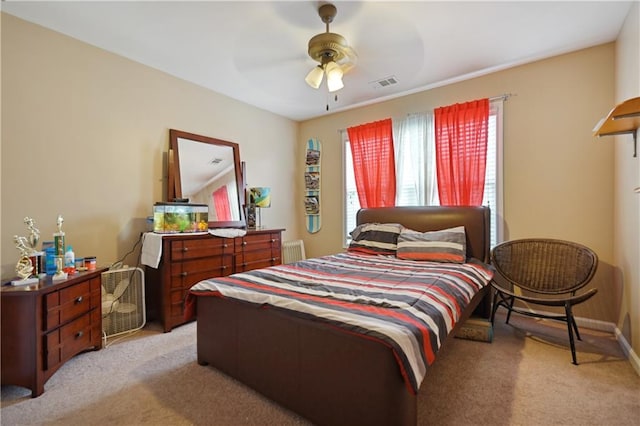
{"left": 577, "top": 317, "right": 640, "bottom": 376}
{"left": 498, "top": 308, "right": 640, "bottom": 376}
{"left": 614, "top": 327, "right": 640, "bottom": 376}
{"left": 575, "top": 316, "right": 616, "bottom": 332}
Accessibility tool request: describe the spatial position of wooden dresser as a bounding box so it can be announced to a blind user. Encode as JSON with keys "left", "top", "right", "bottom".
{"left": 1, "top": 268, "right": 106, "bottom": 397}
{"left": 145, "top": 229, "right": 283, "bottom": 332}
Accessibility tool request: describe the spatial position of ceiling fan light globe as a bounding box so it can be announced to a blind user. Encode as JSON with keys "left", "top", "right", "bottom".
{"left": 327, "top": 77, "right": 344, "bottom": 92}
{"left": 325, "top": 62, "right": 344, "bottom": 92}
{"left": 305, "top": 66, "right": 324, "bottom": 89}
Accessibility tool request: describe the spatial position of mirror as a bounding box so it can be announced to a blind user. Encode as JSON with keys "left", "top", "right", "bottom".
{"left": 168, "top": 129, "right": 245, "bottom": 228}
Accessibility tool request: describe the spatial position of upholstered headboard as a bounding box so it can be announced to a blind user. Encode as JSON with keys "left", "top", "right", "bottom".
{"left": 356, "top": 206, "right": 490, "bottom": 263}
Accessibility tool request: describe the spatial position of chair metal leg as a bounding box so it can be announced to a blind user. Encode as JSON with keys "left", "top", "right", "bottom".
{"left": 505, "top": 297, "right": 515, "bottom": 324}
{"left": 570, "top": 313, "right": 582, "bottom": 341}
{"left": 490, "top": 290, "right": 500, "bottom": 325}
{"left": 565, "top": 303, "right": 578, "bottom": 365}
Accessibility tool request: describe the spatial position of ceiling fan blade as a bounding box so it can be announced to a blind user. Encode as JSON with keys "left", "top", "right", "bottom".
{"left": 339, "top": 61, "right": 356, "bottom": 75}
{"left": 235, "top": 54, "right": 308, "bottom": 74}
{"left": 341, "top": 45, "right": 358, "bottom": 64}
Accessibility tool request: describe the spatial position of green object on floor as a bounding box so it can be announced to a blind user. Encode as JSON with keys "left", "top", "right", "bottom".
{"left": 456, "top": 317, "right": 493, "bottom": 342}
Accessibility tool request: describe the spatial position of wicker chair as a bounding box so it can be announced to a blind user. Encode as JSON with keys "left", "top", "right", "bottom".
{"left": 490, "top": 238, "right": 598, "bottom": 364}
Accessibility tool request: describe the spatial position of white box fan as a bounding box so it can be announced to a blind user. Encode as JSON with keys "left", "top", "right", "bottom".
{"left": 101, "top": 267, "right": 146, "bottom": 342}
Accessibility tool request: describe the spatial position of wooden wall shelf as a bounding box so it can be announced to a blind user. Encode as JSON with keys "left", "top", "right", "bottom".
{"left": 593, "top": 97, "right": 640, "bottom": 157}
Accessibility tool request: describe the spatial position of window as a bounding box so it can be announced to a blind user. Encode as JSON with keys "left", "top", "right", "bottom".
{"left": 343, "top": 141, "right": 361, "bottom": 241}
{"left": 343, "top": 99, "right": 503, "bottom": 247}
{"left": 484, "top": 101, "right": 503, "bottom": 247}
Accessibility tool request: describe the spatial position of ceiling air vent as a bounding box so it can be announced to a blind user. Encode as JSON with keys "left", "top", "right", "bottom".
{"left": 369, "top": 76, "right": 399, "bottom": 89}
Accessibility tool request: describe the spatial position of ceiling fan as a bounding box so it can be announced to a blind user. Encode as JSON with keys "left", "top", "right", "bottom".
{"left": 305, "top": 3, "right": 357, "bottom": 93}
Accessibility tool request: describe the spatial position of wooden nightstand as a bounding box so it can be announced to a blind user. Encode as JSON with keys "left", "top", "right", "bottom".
{"left": 1, "top": 268, "right": 106, "bottom": 397}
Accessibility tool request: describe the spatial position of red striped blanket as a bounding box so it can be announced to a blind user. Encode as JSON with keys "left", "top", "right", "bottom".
{"left": 186, "top": 252, "right": 493, "bottom": 393}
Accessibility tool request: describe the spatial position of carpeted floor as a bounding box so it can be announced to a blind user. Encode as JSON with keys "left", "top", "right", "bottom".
{"left": 1, "top": 312, "right": 639, "bottom": 425}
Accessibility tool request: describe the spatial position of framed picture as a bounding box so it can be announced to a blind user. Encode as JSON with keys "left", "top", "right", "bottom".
{"left": 305, "top": 195, "right": 320, "bottom": 215}
{"left": 246, "top": 204, "right": 256, "bottom": 229}
{"left": 306, "top": 149, "right": 321, "bottom": 166}
{"left": 304, "top": 171, "right": 320, "bottom": 191}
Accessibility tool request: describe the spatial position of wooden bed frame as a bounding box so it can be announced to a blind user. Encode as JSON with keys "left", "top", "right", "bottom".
{"left": 195, "top": 206, "right": 491, "bottom": 426}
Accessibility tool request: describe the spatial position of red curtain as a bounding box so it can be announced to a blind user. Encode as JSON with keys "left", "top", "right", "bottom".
{"left": 347, "top": 118, "right": 396, "bottom": 208}
{"left": 434, "top": 99, "right": 489, "bottom": 206}
{"left": 212, "top": 186, "right": 232, "bottom": 221}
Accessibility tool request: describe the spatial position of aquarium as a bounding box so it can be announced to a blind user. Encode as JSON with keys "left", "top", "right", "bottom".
{"left": 153, "top": 202, "right": 209, "bottom": 233}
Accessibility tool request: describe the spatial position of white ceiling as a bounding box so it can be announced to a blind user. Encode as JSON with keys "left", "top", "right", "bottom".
{"left": 2, "top": 1, "right": 634, "bottom": 121}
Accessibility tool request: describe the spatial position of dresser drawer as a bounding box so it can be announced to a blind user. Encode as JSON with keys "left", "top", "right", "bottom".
{"left": 237, "top": 232, "right": 281, "bottom": 252}
{"left": 44, "top": 310, "right": 95, "bottom": 371}
{"left": 170, "top": 256, "right": 233, "bottom": 288}
{"left": 170, "top": 289, "right": 189, "bottom": 318}
{"left": 170, "top": 238, "right": 233, "bottom": 262}
{"left": 236, "top": 232, "right": 281, "bottom": 271}
{"left": 168, "top": 256, "right": 233, "bottom": 320}
{"left": 236, "top": 251, "right": 280, "bottom": 271}
{"left": 44, "top": 281, "right": 93, "bottom": 330}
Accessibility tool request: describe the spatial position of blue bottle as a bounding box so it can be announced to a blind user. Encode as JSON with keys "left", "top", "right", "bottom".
{"left": 44, "top": 247, "right": 57, "bottom": 275}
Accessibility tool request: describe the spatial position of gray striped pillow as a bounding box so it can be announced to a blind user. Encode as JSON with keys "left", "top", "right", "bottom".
{"left": 348, "top": 223, "right": 404, "bottom": 255}
{"left": 396, "top": 226, "right": 467, "bottom": 263}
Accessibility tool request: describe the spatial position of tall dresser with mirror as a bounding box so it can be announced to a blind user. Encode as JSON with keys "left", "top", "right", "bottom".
{"left": 145, "top": 129, "right": 284, "bottom": 332}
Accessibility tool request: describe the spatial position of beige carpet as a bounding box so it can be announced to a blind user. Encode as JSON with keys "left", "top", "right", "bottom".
{"left": 2, "top": 312, "right": 639, "bottom": 426}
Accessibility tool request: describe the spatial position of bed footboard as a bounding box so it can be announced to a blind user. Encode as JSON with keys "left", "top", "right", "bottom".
{"left": 197, "top": 296, "right": 417, "bottom": 426}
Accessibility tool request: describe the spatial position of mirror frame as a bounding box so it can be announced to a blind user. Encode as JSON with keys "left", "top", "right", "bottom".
{"left": 168, "top": 129, "right": 246, "bottom": 229}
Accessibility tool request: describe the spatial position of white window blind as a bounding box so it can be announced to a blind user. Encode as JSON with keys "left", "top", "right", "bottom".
{"left": 483, "top": 100, "right": 503, "bottom": 247}
{"left": 343, "top": 134, "right": 360, "bottom": 241}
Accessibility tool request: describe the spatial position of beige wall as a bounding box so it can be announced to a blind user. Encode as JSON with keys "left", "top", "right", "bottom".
{"left": 613, "top": 2, "right": 640, "bottom": 360}
{"left": 1, "top": 13, "right": 300, "bottom": 278}
{"left": 298, "top": 43, "right": 618, "bottom": 324}
{"left": 3, "top": 8, "right": 637, "bottom": 360}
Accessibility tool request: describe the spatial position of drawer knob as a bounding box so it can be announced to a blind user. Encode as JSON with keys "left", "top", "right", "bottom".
{"left": 223, "top": 244, "right": 228, "bottom": 248}
{"left": 182, "top": 247, "right": 189, "bottom": 252}
{"left": 75, "top": 296, "right": 83, "bottom": 304}
{"left": 242, "top": 241, "right": 247, "bottom": 246}
{"left": 181, "top": 272, "right": 188, "bottom": 277}
{"left": 75, "top": 331, "right": 84, "bottom": 339}
{"left": 271, "top": 239, "right": 276, "bottom": 243}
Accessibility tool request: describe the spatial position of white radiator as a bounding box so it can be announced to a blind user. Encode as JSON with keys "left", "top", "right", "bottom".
{"left": 282, "top": 240, "right": 306, "bottom": 264}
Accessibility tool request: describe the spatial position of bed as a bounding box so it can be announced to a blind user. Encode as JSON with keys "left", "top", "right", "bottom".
{"left": 185, "top": 206, "right": 493, "bottom": 426}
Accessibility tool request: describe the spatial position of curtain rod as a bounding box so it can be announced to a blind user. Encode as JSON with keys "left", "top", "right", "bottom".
{"left": 338, "top": 93, "right": 516, "bottom": 133}
{"left": 489, "top": 93, "right": 516, "bottom": 102}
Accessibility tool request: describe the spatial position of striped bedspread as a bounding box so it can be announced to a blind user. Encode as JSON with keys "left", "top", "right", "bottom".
{"left": 188, "top": 252, "right": 493, "bottom": 393}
